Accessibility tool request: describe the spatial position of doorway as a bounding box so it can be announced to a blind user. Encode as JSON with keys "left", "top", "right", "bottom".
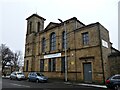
{"left": 83, "top": 63, "right": 92, "bottom": 82}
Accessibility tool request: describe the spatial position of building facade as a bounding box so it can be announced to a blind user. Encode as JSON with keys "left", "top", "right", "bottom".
{"left": 108, "top": 47, "right": 120, "bottom": 75}
{"left": 23, "top": 14, "right": 117, "bottom": 83}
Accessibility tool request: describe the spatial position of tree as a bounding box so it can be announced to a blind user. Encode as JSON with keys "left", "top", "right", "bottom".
{"left": 12, "top": 50, "right": 23, "bottom": 71}
{"left": 16, "top": 51, "right": 24, "bottom": 67}
{"left": 0, "top": 44, "right": 14, "bottom": 74}
{"left": 0, "top": 44, "right": 24, "bottom": 74}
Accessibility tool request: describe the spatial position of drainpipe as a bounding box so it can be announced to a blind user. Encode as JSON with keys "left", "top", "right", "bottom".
{"left": 98, "top": 23, "right": 105, "bottom": 84}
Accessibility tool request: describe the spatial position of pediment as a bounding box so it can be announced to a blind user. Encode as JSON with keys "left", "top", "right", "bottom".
{"left": 45, "top": 22, "right": 59, "bottom": 30}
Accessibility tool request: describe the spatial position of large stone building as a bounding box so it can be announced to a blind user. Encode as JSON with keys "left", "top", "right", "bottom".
{"left": 23, "top": 14, "right": 120, "bottom": 84}
{"left": 108, "top": 47, "right": 120, "bottom": 75}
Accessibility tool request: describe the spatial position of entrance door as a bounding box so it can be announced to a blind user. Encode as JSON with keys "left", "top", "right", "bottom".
{"left": 83, "top": 63, "right": 92, "bottom": 82}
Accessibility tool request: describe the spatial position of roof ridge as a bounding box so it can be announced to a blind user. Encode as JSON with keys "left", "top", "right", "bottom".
{"left": 26, "top": 14, "right": 46, "bottom": 20}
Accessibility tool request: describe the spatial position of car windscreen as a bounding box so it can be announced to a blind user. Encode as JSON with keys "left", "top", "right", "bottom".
{"left": 106, "top": 76, "right": 111, "bottom": 80}
{"left": 36, "top": 73, "right": 44, "bottom": 76}
{"left": 17, "top": 73, "right": 23, "bottom": 75}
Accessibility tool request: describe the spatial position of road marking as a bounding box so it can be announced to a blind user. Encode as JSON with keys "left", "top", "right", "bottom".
{"left": 10, "top": 83, "right": 30, "bottom": 88}
{"left": 64, "top": 82, "right": 72, "bottom": 84}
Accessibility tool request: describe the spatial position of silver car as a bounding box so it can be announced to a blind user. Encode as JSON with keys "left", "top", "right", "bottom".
{"left": 10, "top": 71, "right": 25, "bottom": 80}
{"left": 28, "top": 72, "right": 48, "bottom": 83}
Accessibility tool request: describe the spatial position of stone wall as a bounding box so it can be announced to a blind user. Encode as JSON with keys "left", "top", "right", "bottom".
{"left": 108, "top": 52, "right": 120, "bottom": 75}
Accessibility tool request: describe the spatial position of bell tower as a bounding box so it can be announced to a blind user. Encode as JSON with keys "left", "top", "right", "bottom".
{"left": 24, "top": 14, "right": 46, "bottom": 72}
{"left": 26, "top": 14, "right": 46, "bottom": 34}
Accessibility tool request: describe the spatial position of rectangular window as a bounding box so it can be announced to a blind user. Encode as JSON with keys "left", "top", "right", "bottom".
{"left": 52, "top": 58, "right": 56, "bottom": 71}
{"left": 48, "top": 58, "right": 56, "bottom": 72}
{"left": 61, "top": 57, "right": 65, "bottom": 73}
{"left": 40, "top": 59, "right": 44, "bottom": 72}
{"left": 48, "top": 59, "right": 51, "bottom": 71}
{"left": 26, "top": 60, "right": 29, "bottom": 71}
{"left": 82, "top": 32, "right": 89, "bottom": 45}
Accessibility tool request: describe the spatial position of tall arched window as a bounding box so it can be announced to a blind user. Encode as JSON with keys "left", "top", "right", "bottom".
{"left": 50, "top": 32, "right": 56, "bottom": 51}
{"left": 42, "top": 37, "right": 46, "bottom": 52}
{"left": 37, "top": 22, "right": 40, "bottom": 32}
{"left": 62, "top": 31, "right": 65, "bottom": 49}
{"left": 29, "top": 22, "right": 32, "bottom": 34}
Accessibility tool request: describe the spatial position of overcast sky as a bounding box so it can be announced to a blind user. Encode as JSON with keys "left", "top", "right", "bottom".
{"left": 0, "top": 0, "right": 119, "bottom": 55}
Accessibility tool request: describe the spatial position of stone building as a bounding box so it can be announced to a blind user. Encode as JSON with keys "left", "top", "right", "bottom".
{"left": 23, "top": 14, "right": 119, "bottom": 83}
{"left": 108, "top": 47, "right": 120, "bottom": 75}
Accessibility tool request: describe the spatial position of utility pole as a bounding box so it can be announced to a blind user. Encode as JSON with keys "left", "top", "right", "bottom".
{"left": 58, "top": 19, "right": 68, "bottom": 82}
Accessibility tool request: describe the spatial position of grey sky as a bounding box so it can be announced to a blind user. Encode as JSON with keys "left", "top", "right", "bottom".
{"left": 0, "top": 0, "right": 119, "bottom": 55}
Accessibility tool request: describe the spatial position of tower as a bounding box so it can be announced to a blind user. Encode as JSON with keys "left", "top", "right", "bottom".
{"left": 26, "top": 14, "right": 46, "bottom": 34}
{"left": 24, "top": 14, "right": 46, "bottom": 72}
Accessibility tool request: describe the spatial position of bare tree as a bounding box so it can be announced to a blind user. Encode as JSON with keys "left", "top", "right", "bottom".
{"left": 0, "top": 44, "right": 14, "bottom": 74}
{"left": 0, "top": 44, "right": 23, "bottom": 74}
{"left": 16, "top": 51, "right": 24, "bottom": 67}
{"left": 12, "top": 50, "right": 23, "bottom": 71}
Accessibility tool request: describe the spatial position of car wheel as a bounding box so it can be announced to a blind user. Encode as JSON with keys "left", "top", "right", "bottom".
{"left": 114, "top": 85, "right": 120, "bottom": 90}
{"left": 10, "top": 77, "right": 12, "bottom": 80}
{"left": 16, "top": 77, "right": 20, "bottom": 81}
{"left": 28, "top": 78, "right": 30, "bottom": 82}
{"left": 36, "top": 79, "right": 39, "bottom": 83}
{"left": 45, "top": 80, "right": 48, "bottom": 83}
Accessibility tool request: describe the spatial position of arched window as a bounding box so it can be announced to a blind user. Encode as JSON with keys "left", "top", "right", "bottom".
{"left": 50, "top": 32, "right": 56, "bottom": 51}
{"left": 42, "top": 38, "right": 46, "bottom": 52}
{"left": 37, "top": 22, "right": 40, "bottom": 32}
{"left": 62, "top": 31, "right": 65, "bottom": 49}
{"left": 29, "top": 22, "right": 32, "bottom": 34}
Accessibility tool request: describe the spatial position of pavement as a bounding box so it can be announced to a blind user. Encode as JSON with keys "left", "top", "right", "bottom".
{"left": 64, "top": 82, "right": 107, "bottom": 88}
{"left": 48, "top": 78, "right": 107, "bottom": 89}
{"left": 2, "top": 76, "right": 10, "bottom": 79}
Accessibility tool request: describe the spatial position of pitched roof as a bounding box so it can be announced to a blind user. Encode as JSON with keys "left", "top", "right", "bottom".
{"left": 26, "top": 14, "right": 46, "bottom": 20}
{"left": 111, "top": 47, "right": 120, "bottom": 53}
{"left": 44, "top": 17, "right": 85, "bottom": 31}
{"left": 60, "top": 17, "right": 85, "bottom": 26}
{"left": 108, "top": 47, "right": 120, "bottom": 57}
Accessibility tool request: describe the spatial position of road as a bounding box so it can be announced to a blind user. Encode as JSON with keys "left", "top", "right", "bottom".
{"left": 2, "top": 78, "right": 109, "bottom": 90}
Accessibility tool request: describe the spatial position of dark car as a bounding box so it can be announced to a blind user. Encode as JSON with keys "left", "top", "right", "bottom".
{"left": 10, "top": 71, "right": 25, "bottom": 80}
{"left": 105, "top": 74, "right": 120, "bottom": 90}
{"left": 28, "top": 72, "right": 48, "bottom": 83}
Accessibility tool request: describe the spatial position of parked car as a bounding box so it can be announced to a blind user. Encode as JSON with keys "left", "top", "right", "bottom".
{"left": 10, "top": 71, "right": 25, "bottom": 80}
{"left": 105, "top": 74, "right": 120, "bottom": 90}
{"left": 28, "top": 72, "right": 48, "bottom": 83}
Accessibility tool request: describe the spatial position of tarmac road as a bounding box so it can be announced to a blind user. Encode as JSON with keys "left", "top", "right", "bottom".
{"left": 2, "top": 78, "right": 109, "bottom": 90}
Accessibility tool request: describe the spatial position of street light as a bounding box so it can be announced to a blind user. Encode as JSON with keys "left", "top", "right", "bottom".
{"left": 58, "top": 19, "right": 68, "bottom": 82}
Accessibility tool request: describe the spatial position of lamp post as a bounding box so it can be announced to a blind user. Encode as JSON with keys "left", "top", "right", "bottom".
{"left": 58, "top": 19, "right": 68, "bottom": 82}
